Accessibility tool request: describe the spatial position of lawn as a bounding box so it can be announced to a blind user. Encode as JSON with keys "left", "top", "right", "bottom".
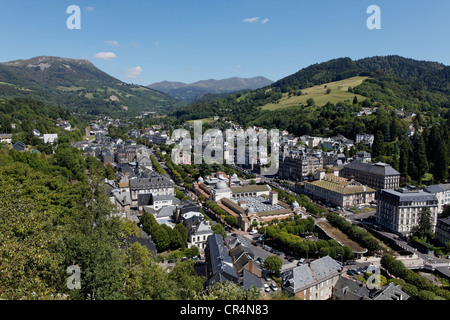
{"left": 261, "top": 76, "right": 369, "bottom": 111}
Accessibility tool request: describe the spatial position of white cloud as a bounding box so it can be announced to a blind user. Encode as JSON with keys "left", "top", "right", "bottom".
{"left": 94, "top": 52, "right": 117, "bottom": 60}
{"left": 86, "top": 6, "right": 95, "bottom": 12}
{"left": 261, "top": 18, "right": 269, "bottom": 24}
{"left": 126, "top": 66, "right": 142, "bottom": 79}
{"left": 243, "top": 17, "right": 259, "bottom": 23}
{"left": 105, "top": 40, "right": 120, "bottom": 47}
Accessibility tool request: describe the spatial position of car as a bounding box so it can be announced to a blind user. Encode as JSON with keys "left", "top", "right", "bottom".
{"left": 264, "top": 284, "right": 270, "bottom": 292}
{"left": 249, "top": 230, "right": 258, "bottom": 235}
{"left": 347, "top": 269, "right": 355, "bottom": 276}
{"left": 270, "top": 282, "right": 278, "bottom": 291}
{"left": 347, "top": 261, "right": 356, "bottom": 265}
{"left": 288, "top": 257, "right": 295, "bottom": 262}
{"left": 264, "top": 274, "right": 271, "bottom": 281}
{"left": 181, "top": 256, "right": 188, "bottom": 261}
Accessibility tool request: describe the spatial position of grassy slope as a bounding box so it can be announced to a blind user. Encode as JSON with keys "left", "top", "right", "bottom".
{"left": 261, "top": 76, "right": 369, "bottom": 111}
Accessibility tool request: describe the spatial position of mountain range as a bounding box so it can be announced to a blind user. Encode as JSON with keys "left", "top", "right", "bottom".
{"left": 148, "top": 76, "right": 274, "bottom": 103}
{"left": 0, "top": 56, "right": 182, "bottom": 116}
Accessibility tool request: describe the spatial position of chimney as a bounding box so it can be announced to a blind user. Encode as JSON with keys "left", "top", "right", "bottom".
{"left": 229, "top": 175, "right": 232, "bottom": 187}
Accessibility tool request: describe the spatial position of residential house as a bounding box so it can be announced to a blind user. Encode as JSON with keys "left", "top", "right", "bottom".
{"left": 281, "top": 256, "right": 343, "bottom": 300}
{"left": 0, "top": 133, "right": 12, "bottom": 144}
{"left": 13, "top": 140, "right": 26, "bottom": 152}
{"left": 43, "top": 134, "right": 58, "bottom": 144}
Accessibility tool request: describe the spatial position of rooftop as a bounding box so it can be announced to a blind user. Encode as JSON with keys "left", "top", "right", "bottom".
{"left": 305, "top": 175, "right": 375, "bottom": 195}
{"left": 344, "top": 161, "right": 400, "bottom": 176}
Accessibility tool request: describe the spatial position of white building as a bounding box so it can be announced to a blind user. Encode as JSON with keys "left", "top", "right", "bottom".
{"left": 0, "top": 134, "right": 12, "bottom": 144}
{"left": 43, "top": 134, "right": 58, "bottom": 144}
{"left": 376, "top": 187, "right": 439, "bottom": 236}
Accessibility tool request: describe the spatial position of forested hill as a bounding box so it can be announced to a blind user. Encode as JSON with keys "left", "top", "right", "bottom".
{"left": 165, "top": 55, "right": 450, "bottom": 130}
{"left": 0, "top": 56, "right": 182, "bottom": 116}
{"left": 273, "top": 55, "right": 449, "bottom": 93}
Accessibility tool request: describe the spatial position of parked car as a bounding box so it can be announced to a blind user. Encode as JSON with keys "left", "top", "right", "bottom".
{"left": 249, "top": 230, "right": 258, "bottom": 235}
{"left": 347, "top": 269, "right": 355, "bottom": 276}
{"left": 347, "top": 261, "right": 356, "bottom": 265}
{"left": 270, "top": 282, "right": 278, "bottom": 291}
{"left": 264, "top": 284, "right": 270, "bottom": 292}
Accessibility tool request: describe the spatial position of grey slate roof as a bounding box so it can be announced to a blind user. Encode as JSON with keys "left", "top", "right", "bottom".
{"left": 206, "top": 234, "right": 238, "bottom": 285}
{"left": 243, "top": 269, "right": 263, "bottom": 290}
{"left": 423, "top": 185, "right": 446, "bottom": 194}
{"left": 380, "top": 189, "right": 438, "bottom": 202}
{"left": 130, "top": 174, "right": 174, "bottom": 190}
{"left": 138, "top": 193, "right": 153, "bottom": 207}
{"left": 373, "top": 283, "right": 410, "bottom": 300}
{"left": 284, "top": 256, "right": 342, "bottom": 294}
{"left": 344, "top": 161, "right": 400, "bottom": 176}
{"left": 333, "top": 277, "right": 372, "bottom": 300}
{"left": 157, "top": 205, "right": 175, "bottom": 218}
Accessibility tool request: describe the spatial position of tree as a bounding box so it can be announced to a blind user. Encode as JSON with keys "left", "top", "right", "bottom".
{"left": 353, "top": 96, "right": 358, "bottom": 104}
{"left": 399, "top": 136, "right": 410, "bottom": 177}
{"left": 306, "top": 98, "right": 315, "bottom": 106}
{"left": 225, "top": 215, "right": 238, "bottom": 227}
{"left": 412, "top": 207, "right": 434, "bottom": 240}
{"left": 194, "top": 281, "right": 259, "bottom": 300}
{"left": 212, "top": 223, "right": 226, "bottom": 238}
{"left": 412, "top": 133, "right": 429, "bottom": 182}
{"left": 263, "top": 255, "right": 283, "bottom": 276}
{"left": 372, "top": 130, "right": 385, "bottom": 157}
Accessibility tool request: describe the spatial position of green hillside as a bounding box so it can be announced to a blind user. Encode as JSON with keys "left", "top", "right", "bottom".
{"left": 0, "top": 56, "right": 182, "bottom": 116}
{"left": 261, "top": 76, "right": 368, "bottom": 111}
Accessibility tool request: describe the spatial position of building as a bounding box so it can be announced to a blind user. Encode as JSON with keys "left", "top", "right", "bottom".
{"left": 0, "top": 133, "right": 12, "bottom": 144}
{"left": 356, "top": 134, "right": 375, "bottom": 147}
{"left": 278, "top": 152, "right": 323, "bottom": 181}
{"left": 376, "top": 187, "right": 439, "bottom": 236}
{"left": 43, "top": 134, "right": 58, "bottom": 144}
{"left": 181, "top": 211, "right": 213, "bottom": 252}
{"left": 219, "top": 190, "right": 302, "bottom": 231}
{"left": 304, "top": 174, "right": 376, "bottom": 208}
{"left": 423, "top": 185, "right": 447, "bottom": 213}
{"left": 205, "top": 234, "right": 239, "bottom": 286}
{"left": 129, "top": 173, "right": 175, "bottom": 206}
{"left": 12, "top": 140, "right": 26, "bottom": 152}
{"left": 341, "top": 161, "right": 400, "bottom": 191}
{"left": 435, "top": 217, "right": 450, "bottom": 245}
{"left": 332, "top": 277, "right": 409, "bottom": 300}
{"left": 281, "top": 256, "right": 343, "bottom": 300}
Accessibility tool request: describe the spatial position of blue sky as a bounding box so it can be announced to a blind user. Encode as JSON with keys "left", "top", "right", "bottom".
{"left": 1, "top": 0, "right": 450, "bottom": 85}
